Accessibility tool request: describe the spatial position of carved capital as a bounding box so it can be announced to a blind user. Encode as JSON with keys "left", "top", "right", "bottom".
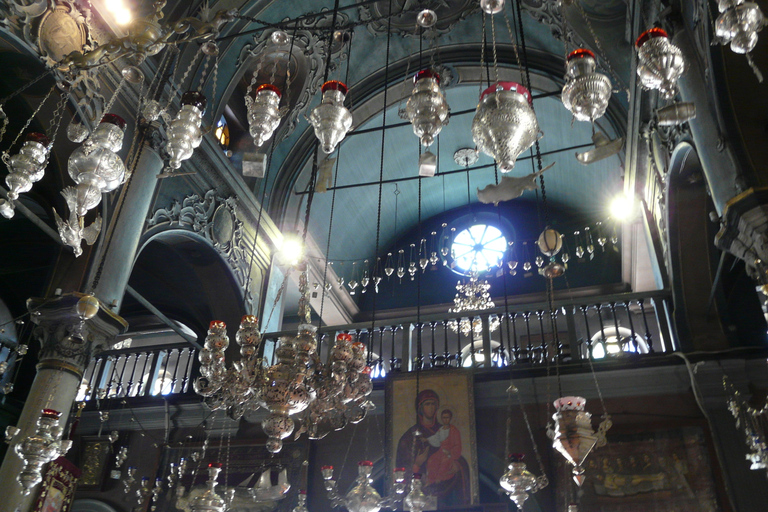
{"left": 26, "top": 293, "right": 128, "bottom": 377}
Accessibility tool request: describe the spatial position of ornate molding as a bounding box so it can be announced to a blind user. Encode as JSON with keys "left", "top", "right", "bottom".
{"left": 27, "top": 293, "right": 127, "bottom": 375}
{"left": 236, "top": 11, "right": 350, "bottom": 143}
{"left": 359, "top": 0, "right": 479, "bottom": 37}
{"left": 147, "top": 190, "right": 256, "bottom": 312}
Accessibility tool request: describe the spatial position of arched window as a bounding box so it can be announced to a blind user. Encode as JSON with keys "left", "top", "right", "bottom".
{"left": 214, "top": 115, "right": 230, "bottom": 150}
{"left": 451, "top": 224, "right": 507, "bottom": 274}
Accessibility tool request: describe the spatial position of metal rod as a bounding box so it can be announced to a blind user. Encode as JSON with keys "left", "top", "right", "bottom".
{"left": 293, "top": 143, "right": 593, "bottom": 194}
{"left": 125, "top": 285, "right": 201, "bottom": 348}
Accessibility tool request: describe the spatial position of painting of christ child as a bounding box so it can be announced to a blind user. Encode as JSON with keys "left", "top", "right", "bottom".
{"left": 387, "top": 372, "right": 479, "bottom": 509}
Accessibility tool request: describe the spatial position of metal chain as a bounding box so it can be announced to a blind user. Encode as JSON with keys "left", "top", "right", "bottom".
{"left": 501, "top": 10, "right": 524, "bottom": 77}
{"left": 2, "top": 83, "right": 57, "bottom": 165}
{"left": 42, "top": 90, "right": 71, "bottom": 169}
{"left": 490, "top": 12, "right": 500, "bottom": 84}
{"left": 164, "top": 46, "right": 203, "bottom": 112}
{"left": 570, "top": 1, "right": 627, "bottom": 95}
{"left": 102, "top": 74, "right": 127, "bottom": 117}
{"left": 318, "top": 30, "right": 355, "bottom": 326}
{"left": 369, "top": 0, "right": 393, "bottom": 335}
{"left": 125, "top": 81, "right": 148, "bottom": 174}
{"left": 480, "top": 13, "right": 487, "bottom": 95}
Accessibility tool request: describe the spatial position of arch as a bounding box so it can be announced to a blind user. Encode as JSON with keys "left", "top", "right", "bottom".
{"left": 126, "top": 229, "right": 246, "bottom": 339}
{"left": 665, "top": 143, "right": 728, "bottom": 351}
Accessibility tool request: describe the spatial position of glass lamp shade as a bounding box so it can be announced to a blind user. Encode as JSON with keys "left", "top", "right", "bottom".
{"left": 537, "top": 228, "right": 563, "bottom": 257}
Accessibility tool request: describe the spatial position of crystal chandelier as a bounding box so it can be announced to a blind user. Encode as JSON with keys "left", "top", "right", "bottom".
{"left": 309, "top": 80, "right": 353, "bottom": 154}
{"left": 561, "top": 49, "right": 612, "bottom": 123}
{"left": 321, "top": 461, "right": 408, "bottom": 512}
{"left": 499, "top": 454, "right": 542, "bottom": 510}
{"left": 0, "top": 133, "right": 50, "bottom": 219}
{"left": 4, "top": 409, "right": 73, "bottom": 495}
{"left": 635, "top": 28, "right": 687, "bottom": 100}
{"left": 548, "top": 397, "right": 610, "bottom": 487}
{"left": 195, "top": 265, "right": 372, "bottom": 453}
{"left": 447, "top": 273, "right": 499, "bottom": 336}
{"left": 472, "top": 82, "right": 540, "bottom": 172}
{"left": 715, "top": 0, "right": 764, "bottom": 55}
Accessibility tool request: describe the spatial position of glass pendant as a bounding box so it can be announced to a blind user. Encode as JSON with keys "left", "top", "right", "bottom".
{"left": 419, "top": 239, "right": 428, "bottom": 270}
{"left": 0, "top": 132, "right": 50, "bottom": 219}
{"left": 472, "top": 82, "right": 539, "bottom": 172}
{"left": 166, "top": 91, "right": 206, "bottom": 170}
{"left": 384, "top": 252, "right": 395, "bottom": 277}
{"left": 309, "top": 80, "right": 353, "bottom": 154}
{"left": 635, "top": 28, "right": 687, "bottom": 100}
{"left": 561, "top": 49, "right": 612, "bottom": 122}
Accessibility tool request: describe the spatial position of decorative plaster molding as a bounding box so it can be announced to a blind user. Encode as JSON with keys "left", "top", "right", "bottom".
{"left": 236, "top": 11, "right": 350, "bottom": 143}
{"left": 147, "top": 190, "right": 257, "bottom": 312}
{"left": 359, "top": 0, "right": 479, "bottom": 37}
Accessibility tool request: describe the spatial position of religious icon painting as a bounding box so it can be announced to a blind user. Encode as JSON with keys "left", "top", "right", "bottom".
{"left": 386, "top": 370, "right": 479, "bottom": 509}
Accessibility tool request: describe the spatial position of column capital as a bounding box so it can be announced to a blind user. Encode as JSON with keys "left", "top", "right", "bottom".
{"left": 26, "top": 293, "right": 128, "bottom": 378}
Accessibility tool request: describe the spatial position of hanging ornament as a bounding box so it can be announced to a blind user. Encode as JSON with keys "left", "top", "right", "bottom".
{"left": 472, "top": 82, "right": 540, "bottom": 173}
{"left": 309, "top": 80, "right": 353, "bottom": 154}
{"left": 292, "top": 490, "right": 309, "bottom": 512}
{"left": 165, "top": 91, "right": 206, "bottom": 171}
{"left": 574, "top": 231, "right": 585, "bottom": 259}
{"left": 561, "top": 49, "right": 612, "bottom": 122}
{"left": 715, "top": 0, "right": 764, "bottom": 55}
{"left": 322, "top": 461, "right": 406, "bottom": 512}
{"left": 190, "top": 463, "right": 226, "bottom": 512}
{"left": 361, "top": 260, "right": 370, "bottom": 293}
{"left": 348, "top": 261, "right": 359, "bottom": 295}
{"left": 384, "top": 252, "right": 395, "bottom": 277}
{"left": 56, "top": 113, "right": 128, "bottom": 256}
{"left": 0, "top": 133, "right": 50, "bottom": 219}
{"left": 419, "top": 239, "right": 429, "bottom": 271}
{"left": 481, "top": 0, "right": 504, "bottom": 15}
{"left": 66, "top": 121, "right": 89, "bottom": 143}
{"left": 635, "top": 28, "right": 687, "bottom": 100}
{"left": 549, "top": 397, "right": 599, "bottom": 487}
{"left": 404, "top": 474, "right": 429, "bottom": 512}
{"left": 416, "top": 9, "right": 437, "bottom": 28}
{"left": 123, "top": 466, "right": 137, "bottom": 494}
{"left": 5, "top": 409, "right": 73, "bottom": 495}
{"left": 537, "top": 228, "right": 565, "bottom": 278}
{"left": 397, "top": 249, "right": 406, "bottom": 282}
{"left": 500, "top": 454, "right": 539, "bottom": 510}
{"left": 404, "top": 70, "right": 449, "bottom": 176}
{"left": 585, "top": 226, "right": 595, "bottom": 256}
{"left": 247, "top": 84, "right": 284, "bottom": 147}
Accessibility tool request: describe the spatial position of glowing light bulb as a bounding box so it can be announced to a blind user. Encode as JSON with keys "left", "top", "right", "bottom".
{"left": 106, "top": 0, "right": 132, "bottom": 26}
{"left": 609, "top": 193, "right": 634, "bottom": 221}
{"left": 279, "top": 235, "right": 304, "bottom": 266}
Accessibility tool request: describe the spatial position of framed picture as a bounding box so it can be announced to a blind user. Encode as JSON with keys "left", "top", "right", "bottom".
{"left": 78, "top": 436, "right": 112, "bottom": 490}
{"left": 556, "top": 426, "right": 723, "bottom": 512}
{"left": 34, "top": 457, "right": 81, "bottom": 512}
{"left": 386, "top": 370, "right": 479, "bottom": 509}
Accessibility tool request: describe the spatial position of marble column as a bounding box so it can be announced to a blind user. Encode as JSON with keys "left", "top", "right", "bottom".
{"left": 0, "top": 127, "right": 163, "bottom": 510}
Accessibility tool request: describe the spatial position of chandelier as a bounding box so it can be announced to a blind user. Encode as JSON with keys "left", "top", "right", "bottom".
{"left": 447, "top": 273, "right": 499, "bottom": 337}
{"left": 195, "top": 264, "right": 373, "bottom": 452}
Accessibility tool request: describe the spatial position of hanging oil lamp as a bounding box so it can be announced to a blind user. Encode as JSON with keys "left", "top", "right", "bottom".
{"left": 500, "top": 454, "right": 539, "bottom": 510}
{"left": 472, "top": 82, "right": 539, "bottom": 173}
{"left": 323, "top": 461, "right": 407, "bottom": 512}
{"left": 309, "top": 80, "right": 353, "bottom": 154}
{"left": 405, "top": 70, "right": 449, "bottom": 176}
{"left": 166, "top": 91, "right": 206, "bottom": 171}
{"left": 549, "top": 397, "right": 597, "bottom": 487}
{"left": 635, "top": 28, "right": 687, "bottom": 100}
{"left": 537, "top": 228, "right": 565, "bottom": 278}
{"left": 5, "top": 409, "right": 73, "bottom": 495}
{"left": 190, "top": 463, "right": 226, "bottom": 512}
{"left": 715, "top": 0, "right": 764, "bottom": 54}
{"left": 247, "top": 83, "right": 283, "bottom": 147}
{"left": 0, "top": 132, "right": 50, "bottom": 219}
{"left": 561, "top": 49, "right": 612, "bottom": 122}
{"left": 404, "top": 474, "right": 429, "bottom": 512}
